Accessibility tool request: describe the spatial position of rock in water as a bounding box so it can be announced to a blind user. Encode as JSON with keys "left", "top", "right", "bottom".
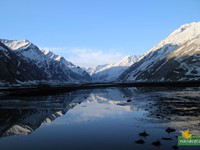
{"left": 135, "top": 139, "right": 145, "bottom": 144}
{"left": 165, "top": 127, "right": 176, "bottom": 133}
{"left": 138, "top": 131, "right": 149, "bottom": 137}
{"left": 152, "top": 140, "right": 161, "bottom": 147}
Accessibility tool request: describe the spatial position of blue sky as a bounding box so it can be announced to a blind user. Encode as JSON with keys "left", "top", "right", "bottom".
{"left": 1, "top": 0, "right": 200, "bottom": 67}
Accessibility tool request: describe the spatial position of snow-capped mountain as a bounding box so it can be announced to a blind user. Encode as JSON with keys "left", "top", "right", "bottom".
{"left": 119, "top": 22, "right": 200, "bottom": 82}
{"left": 0, "top": 39, "right": 91, "bottom": 85}
{"left": 0, "top": 41, "right": 47, "bottom": 85}
{"left": 42, "top": 49, "right": 90, "bottom": 80}
{"left": 89, "top": 55, "right": 140, "bottom": 82}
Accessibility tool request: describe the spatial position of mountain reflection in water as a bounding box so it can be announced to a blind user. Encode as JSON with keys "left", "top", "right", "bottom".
{"left": 0, "top": 87, "right": 199, "bottom": 150}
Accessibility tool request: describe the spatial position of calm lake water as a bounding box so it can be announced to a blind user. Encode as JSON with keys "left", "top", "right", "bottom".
{"left": 0, "top": 87, "right": 199, "bottom": 150}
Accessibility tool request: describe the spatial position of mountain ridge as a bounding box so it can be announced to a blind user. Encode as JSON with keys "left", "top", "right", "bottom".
{"left": 0, "top": 39, "right": 91, "bottom": 85}
{"left": 1, "top": 22, "right": 200, "bottom": 86}
{"left": 119, "top": 22, "right": 200, "bottom": 82}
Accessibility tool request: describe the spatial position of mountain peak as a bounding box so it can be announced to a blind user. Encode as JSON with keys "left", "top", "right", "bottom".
{"left": 0, "top": 39, "right": 34, "bottom": 51}
{"left": 117, "top": 55, "right": 140, "bottom": 66}
{"left": 42, "top": 49, "right": 51, "bottom": 55}
{"left": 42, "top": 49, "right": 61, "bottom": 60}
{"left": 143, "top": 21, "right": 200, "bottom": 58}
{"left": 22, "top": 39, "right": 30, "bottom": 43}
{"left": 178, "top": 22, "right": 200, "bottom": 32}
{"left": 163, "top": 22, "right": 200, "bottom": 45}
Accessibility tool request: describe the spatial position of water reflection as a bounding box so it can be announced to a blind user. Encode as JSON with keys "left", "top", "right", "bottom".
{"left": 0, "top": 87, "right": 199, "bottom": 150}
{"left": 0, "top": 90, "right": 91, "bottom": 138}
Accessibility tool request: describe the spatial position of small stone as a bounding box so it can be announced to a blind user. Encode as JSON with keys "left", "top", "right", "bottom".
{"left": 165, "top": 127, "right": 176, "bottom": 133}
{"left": 161, "top": 137, "right": 172, "bottom": 140}
{"left": 152, "top": 140, "right": 161, "bottom": 146}
{"left": 172, "top": 145, "right": 179, "bottom": 149}
{"left": 139, "top": 131, "right": 149, "bottom": 137}
{"left": 127, "top": 99, "right": 131, "bottom": 102}
{"left": 135, "top": 139, "right": 145, "bottom": 144}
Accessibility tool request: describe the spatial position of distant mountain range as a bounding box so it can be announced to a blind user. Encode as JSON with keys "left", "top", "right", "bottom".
{"left": 0, "top": 21, "right": 200, "bottom": 86}
{"left": 119, "top": 22, "right": 200, "bottom": 82}
{"left": 87, "top": 56, "right": 140, "bottom": 82}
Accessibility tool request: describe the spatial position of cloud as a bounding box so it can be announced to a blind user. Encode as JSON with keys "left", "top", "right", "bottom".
{"left": 41, "top": 47, "right": 125, "bottom": 68}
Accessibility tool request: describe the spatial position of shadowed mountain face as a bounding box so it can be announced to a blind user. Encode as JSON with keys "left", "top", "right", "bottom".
{"left": 0, "top": 39, "right": 91, "bottom": 86}
{"left": 0, "top": 42, "right": 47, "bottom": 84}
{"left": 119, "top": 22, "right": 200, "bottom": 82}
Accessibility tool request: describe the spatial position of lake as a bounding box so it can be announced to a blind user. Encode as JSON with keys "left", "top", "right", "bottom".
{"left": 0, "top": 87, "right": 199, "bottom": 150}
